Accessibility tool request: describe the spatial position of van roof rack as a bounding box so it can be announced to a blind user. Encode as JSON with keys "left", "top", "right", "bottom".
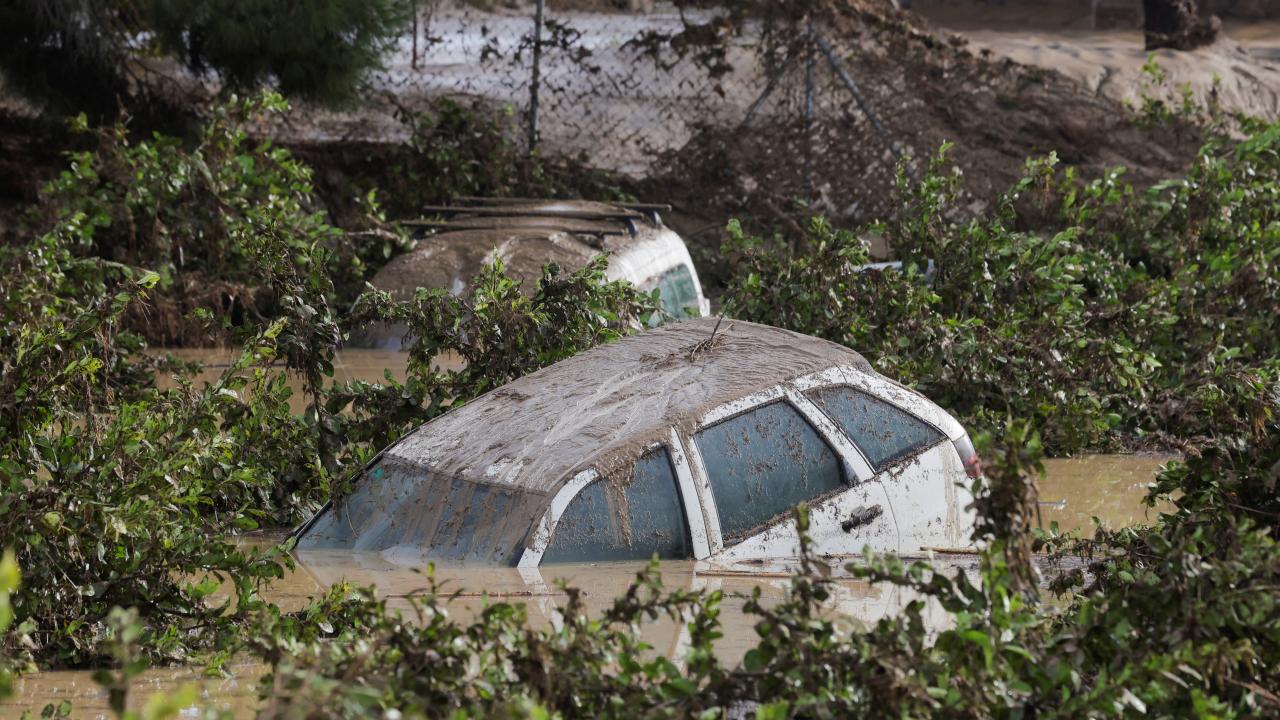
{"left": 400, "top": 221, "right": 626, "bottom": 244}
{"left": 453, "top": 196, "right": 672, "bottom": 213}
{"left": 408, "top": 206, "right": 643, "bottom": 222}
{"left": 398, "top": 198, "right": 674, "bottom": 239}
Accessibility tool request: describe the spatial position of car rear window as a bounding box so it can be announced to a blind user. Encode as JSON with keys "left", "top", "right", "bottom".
{"left": 296, "top": 455, "right": 541, "bottom": 566}
{"left": 541, "top": 447, "right": 692, "bottom": 563}
{"left": 694, "top": 401, "right": 845, "bottom": 543}
{"left": 805, "top": 385, "right": 944, "bottom": 471}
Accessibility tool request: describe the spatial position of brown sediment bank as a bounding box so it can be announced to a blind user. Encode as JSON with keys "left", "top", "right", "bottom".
{"left": 648, "top": 0, "right": 1208, "bottom": 244}
{"left": 947, "top": 24, "right": 1280, "bottom": 122}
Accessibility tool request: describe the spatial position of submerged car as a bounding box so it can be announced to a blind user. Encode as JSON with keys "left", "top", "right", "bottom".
{"left": 355, "top": 198, "right": 710, "bottom": 349}
{"left": 297, "top": 318, "right": 980, "bottom": 566}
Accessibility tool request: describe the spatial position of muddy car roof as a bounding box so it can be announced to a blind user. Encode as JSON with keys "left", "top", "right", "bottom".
{"left": 382, "top": 317, "right": 872, "bottom": 499}
{"left": 378, "top": 199, "right": 675, "bottom": 301}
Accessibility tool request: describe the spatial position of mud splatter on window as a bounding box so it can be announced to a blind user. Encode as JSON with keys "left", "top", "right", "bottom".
{"left": 806, "top": 385, "right": 944, "bottom": 472}
{"left": 542, "top": 448, "right": 692, "bottom": 563}
{"left": 695, "top": 401, "right": 844, "bottom": 543}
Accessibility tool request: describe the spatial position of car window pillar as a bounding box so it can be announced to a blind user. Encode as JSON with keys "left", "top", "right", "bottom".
{"left": 668, "top": 428, "right": 711, "bottom": 559}
{"left": 782, "top": 385, "right": 876, "bottom": 483}
{"left": 678, "top": 427, "right": 723, "bottom": 555}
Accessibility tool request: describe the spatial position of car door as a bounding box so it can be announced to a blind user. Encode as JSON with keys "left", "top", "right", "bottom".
{"left": 802, "top": 383, "right": 970, "bottom": 552}
{"left": 793, "top": 366, "right": 976, "bottom": 553}
{"left": 680, "top": 386, "right": 901, "bottom": 565}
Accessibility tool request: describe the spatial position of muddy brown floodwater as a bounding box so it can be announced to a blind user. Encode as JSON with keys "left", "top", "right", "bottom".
{"left": 152, "top": 347, "right": 467, "bottom": 414}
{"left": 1037, "top": 453, "right": 1178, "bottom": 533}
{"left": 5, "top": 348, "right": 1177, "bottom": 718}
{"left": 153, "top": 347, "right": 412, "bottom": 414}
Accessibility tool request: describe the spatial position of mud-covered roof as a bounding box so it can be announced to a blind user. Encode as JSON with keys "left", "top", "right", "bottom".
{"left": 383, "top": 317, "right": 873, "bottom": 498}
{"left": 373, "top": 200, "right": 672, "bottom": 301}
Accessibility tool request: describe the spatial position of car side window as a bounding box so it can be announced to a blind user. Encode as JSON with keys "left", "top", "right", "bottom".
{"left": 541, "top": 447, "right": 692, "bottom": 563}
{"left": 805, "top": 385, "right": 944, "bottom": 471}
{"left": 694, "top": 401, "right": 845, "bottom": 543}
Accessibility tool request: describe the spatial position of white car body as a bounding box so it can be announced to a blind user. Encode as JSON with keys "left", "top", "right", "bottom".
{"left": 356, "top": 199, "right": 710, "bottom": 349}
{"left": 298, "top": 318, "right": 978, "bottom": 567}
{"left": 519, "top": 364, "right": 974, "bottom": 568}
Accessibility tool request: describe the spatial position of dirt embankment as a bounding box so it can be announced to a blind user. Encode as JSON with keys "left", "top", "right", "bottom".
{"left": 920, "top": 1, "right": 1280, "bottom": 123}
{"left": 641, "top": 0, "right": 1209, "bottom": 253}
{"left": 963, "top": 29, "right": 1280, "bottom": 120}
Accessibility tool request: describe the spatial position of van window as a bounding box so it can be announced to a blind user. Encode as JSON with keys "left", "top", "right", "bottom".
{"left": 694, "top": 401, "right": 845, "bottom": 543}
{"left": 806, "top": 386, "right": 944, "bottom": 471}
{"left": 652, "top": 264, "right": 701, "bottom": 319}
{"left": 542, "top": 448, "right": 692, "bottom": 563}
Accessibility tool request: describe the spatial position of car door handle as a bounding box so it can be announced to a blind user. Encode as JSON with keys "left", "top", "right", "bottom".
{"left": 841, "top": 504, "right": 884, "bottom": 532}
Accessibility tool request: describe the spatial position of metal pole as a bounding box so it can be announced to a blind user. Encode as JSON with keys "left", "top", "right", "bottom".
{"left": 813, "top": 31, "right": 913, "bottom": 177}
{"left": 741, "top": 51, "right": 798, "bottom": 128}
{"left": 411, "top": 0, "right": 419, "bottom": 70}
{"left": 528, "top": 0, "right": 545, "bottom": 154}
{"left": 803, "top": 25, "right": 816, "bottom": 196}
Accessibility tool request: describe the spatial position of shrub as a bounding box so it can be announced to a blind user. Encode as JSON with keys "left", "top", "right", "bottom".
{"left": 33, "top": 94, "right": 399, "bottom": 346}
{"left": 0, "top": 95, "right": 657, "bottom": 669}
{"left": 721, "top": 137, "right": 1280, "bottom": 453}
{"left": 0, "top": 227, "right": 301, "bottom": 668}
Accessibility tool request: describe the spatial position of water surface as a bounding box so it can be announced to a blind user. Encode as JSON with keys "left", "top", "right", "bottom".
{"left": 153, "top": 348, "right": 415, "bottom": 414}
{"left": 1038, "top": 453, "right": 1176, "bottom": 533}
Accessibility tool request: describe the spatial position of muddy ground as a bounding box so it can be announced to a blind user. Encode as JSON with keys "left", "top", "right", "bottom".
{"left": 290, "top": 1, "right": 1279, "bottom": 266}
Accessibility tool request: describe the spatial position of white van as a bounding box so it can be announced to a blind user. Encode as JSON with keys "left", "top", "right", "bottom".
{"left": 356, "top": 198, "right": 710, "bottom": 349}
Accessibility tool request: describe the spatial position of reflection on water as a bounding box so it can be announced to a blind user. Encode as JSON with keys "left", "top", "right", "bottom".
{"left": 4, "top": 366, "right": 1179, "bottom": 720}
{"left": 6, "top": 665, "right": 264, "bottom": 719}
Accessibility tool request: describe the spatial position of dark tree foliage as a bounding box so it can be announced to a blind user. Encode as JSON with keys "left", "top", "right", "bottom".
{"left": 0, "top": 0, "right": 409, "bottom": 122}
{"left": 1143, "top": 0, "right": 1220, "bottom": 50}
{"left": 148, "top": 0, "right": 409, "bottom": 105}
{"left": 0, "top": 0, "right": 134, "bottom": 120}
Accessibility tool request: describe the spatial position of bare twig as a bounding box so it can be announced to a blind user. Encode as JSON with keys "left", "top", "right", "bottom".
{"left": 687, "top": 313, "right": 727, "bottom": 361}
